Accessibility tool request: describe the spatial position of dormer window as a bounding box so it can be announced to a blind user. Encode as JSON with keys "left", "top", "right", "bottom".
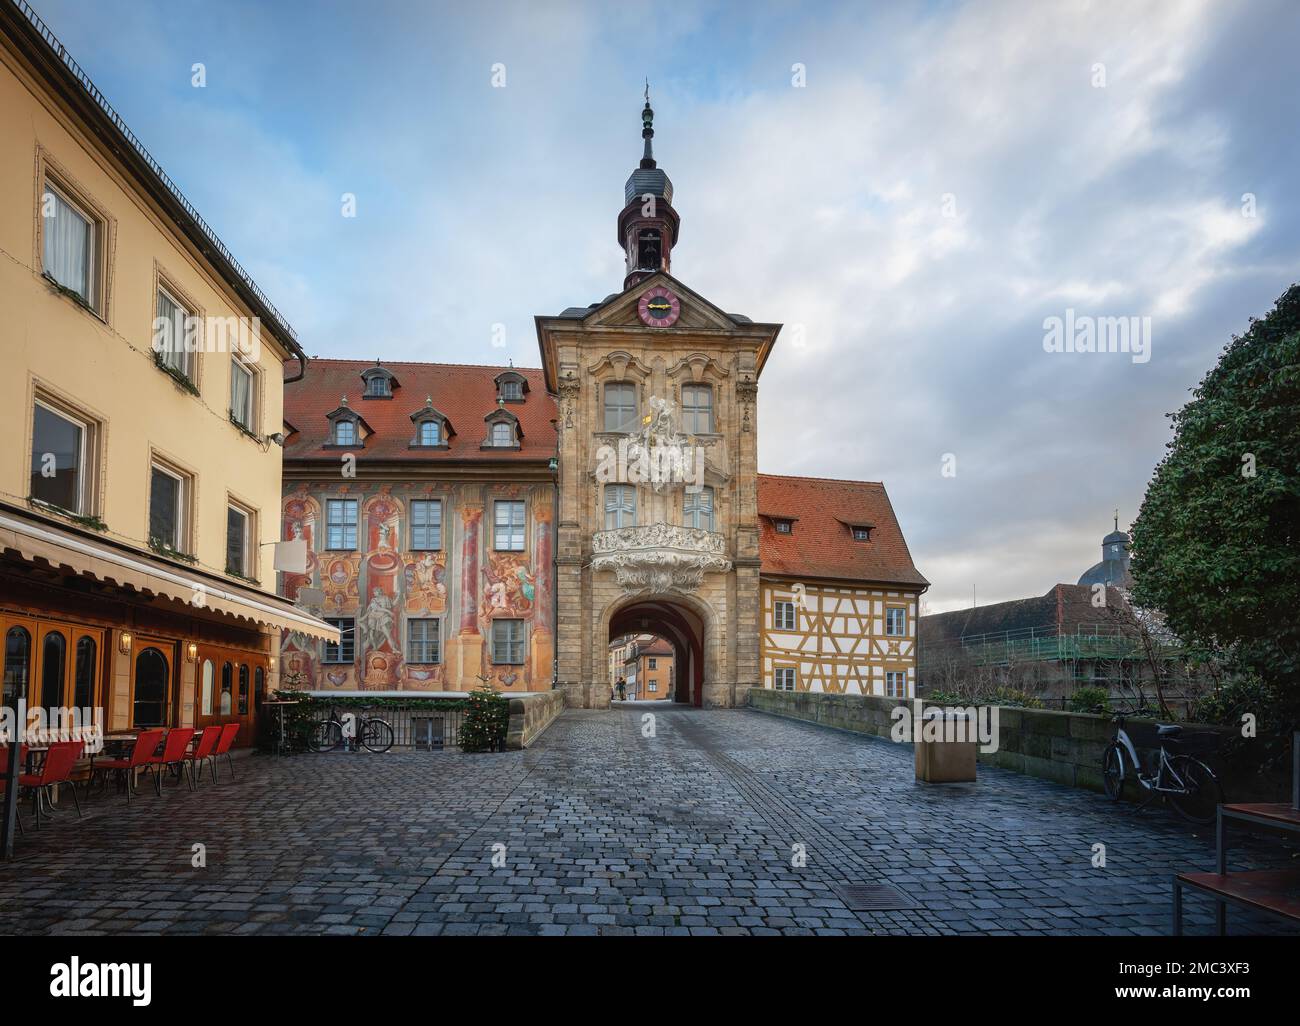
{"left": 482, "top": 408, "right": 521, "bottom": 450}
{"left": 324, "top": 397, "right": 366, "bottom": 449}
{"left": 852, "top": 526, "right": 871, "bottom": 542}
{"left": 774, "top": 519, "right": 793, "bottom": 535}
{"left": 494, "top": 370, "right": 529, "bottom": 404}
{"left": 409, "top": 397, "right": 452, "bottom": 449}
{"left": 360, "top": 362, "right": 398, "bottom": 399}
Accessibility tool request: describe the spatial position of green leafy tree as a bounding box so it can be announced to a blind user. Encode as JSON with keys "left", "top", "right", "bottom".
{"left": 1131, "top": 283, "right": 1300, "bottom": 742}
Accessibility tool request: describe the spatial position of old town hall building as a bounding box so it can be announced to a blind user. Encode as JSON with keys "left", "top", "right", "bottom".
{"left": 280, "top": 98, "right": 927, "bottom": 708}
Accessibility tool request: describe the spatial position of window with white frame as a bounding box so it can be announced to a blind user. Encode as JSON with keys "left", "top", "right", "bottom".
{"left": 407, "top": 618, "right": 441, "bottom": 664}
{"left": 226, "top": 503, "right": 252, "bottom": 576}
{"left": 410, "top": 499, "right": 442, "bottom": 550}
{"left": 494, "top": 500, "right": 525, "bottom": 551}
{"left": 885, "top": 670, "right": 907, "bottom": 697}
{"left": 852, "top": 526, "right": 871, "bottom": 542}
{"left": 603, "top": 382, "right": 637, "bottom": 432}
{"left": 492, "top": 619, "right": 525, "bottom": 664}
{"left": 775, "top": 667, "right": 796, "bottom": 692}
{"left": 648, "top": 658, "right": 657, "bottom": 670}
{"left": 230, "top": 357, "right": 255, "bottom": 429}
{"left": 681, "top": 384, "right": 713, "bottom": 434}
{"left": 42, "top": 179, "right": 99, "bottom": 309}
{"left": 149, "top": 462, "right": 188, "bottom": 552}
{"left": 774, "top": 600, "right": 796, "bottom": 631}
{"left": 154, "top": 285, "right": 193, "bottom": 380}
{"left": 333, "top": 419, "right": 356, "bottom": 446}
{"left": 326, "top": 498, "right": 359, "bottom": 550}
{"left": 490, "top": 421, "right": 514, "bottom": 446}
{"left": 30, "top": 398, "right": 92, "bottom": 514}
{"left": 886, "top": 607, "right": 907, "bottom": 637}
{"left": 683, "top": 486, "right": 714, "bottom": 531}
{"left": 324, "top": 618, "right": 355, "bottom": 663}
{"left": 500, "top": 379, "right": 523, "bottom": 401}
{"left": 419, "top": 420, "right": 441, "bottom": 446}
{"left": 604, "top": 484, "right": 636, "bottom": 529}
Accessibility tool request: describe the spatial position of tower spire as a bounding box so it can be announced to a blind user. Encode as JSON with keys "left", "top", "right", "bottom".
{"left": 619, "top": 87, "right": 679, "bottom": 290}
{"left": 640, "top": 79, "right": 656, "bottom": 169}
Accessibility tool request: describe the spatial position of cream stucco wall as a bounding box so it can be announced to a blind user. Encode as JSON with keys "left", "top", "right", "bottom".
{"left": 0, "top": 46, "right": 294, "bottom": 593}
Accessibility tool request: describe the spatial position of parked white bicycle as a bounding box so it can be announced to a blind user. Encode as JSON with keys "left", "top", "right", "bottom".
{"left": 1101, "top": 714, "right": 1223, "bottom": 825}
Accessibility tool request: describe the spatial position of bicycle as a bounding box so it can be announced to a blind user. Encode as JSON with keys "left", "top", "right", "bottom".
{"left": 1101, "top": 714, "right": 1223, "bottom": 824}
{"left": 307, "top": 707, "right": 395, "bottom": 754}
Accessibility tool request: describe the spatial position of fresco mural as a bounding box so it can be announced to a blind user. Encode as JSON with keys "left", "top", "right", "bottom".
{"left": 278, "top": 481, "right": 553, "bottom": 694}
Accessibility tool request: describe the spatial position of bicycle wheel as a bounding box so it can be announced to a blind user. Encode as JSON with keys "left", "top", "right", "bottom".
{"left": 1167, "top": 755, "right": 1223, "bottom": 825}
{"left": 359, "top": 718, "right": 394, "bottom": 754}
{"left": 1101, "top": 742, "right": 1126, "bottom": 801}
{"left": 308, "top": 719, "right": 344, "bottom": 753}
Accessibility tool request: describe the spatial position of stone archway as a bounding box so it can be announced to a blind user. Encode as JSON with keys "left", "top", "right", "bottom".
{"left": 603, "top": 593, "right": 713, "bottom": 708}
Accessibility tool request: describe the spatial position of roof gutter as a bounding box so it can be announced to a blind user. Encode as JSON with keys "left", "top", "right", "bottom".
{"left": 1, "top": 0, "right": 308, "bottom": 367}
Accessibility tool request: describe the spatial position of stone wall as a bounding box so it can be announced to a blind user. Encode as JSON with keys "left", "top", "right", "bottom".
{"left": 747, "top": 689, "right": 1291, "bottom": 803}
{"left": 505, "top": 689, "right": 566, "bottom": 750}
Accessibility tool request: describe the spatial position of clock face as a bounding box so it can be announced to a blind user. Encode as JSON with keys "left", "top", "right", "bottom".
{"left": 638, "top": 286, "right": 680, "bottom": 327}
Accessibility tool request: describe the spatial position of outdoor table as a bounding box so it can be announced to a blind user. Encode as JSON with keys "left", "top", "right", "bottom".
{"left": 1173, "top": 803, "right": 1300, "bottom": 934}
{"left": 262, "top": 700, "right": 300, "bottom": 757}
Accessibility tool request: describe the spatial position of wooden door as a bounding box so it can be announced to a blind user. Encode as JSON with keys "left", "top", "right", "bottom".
{"left": 195, "top": 643, "right": 265, "bottom": 747}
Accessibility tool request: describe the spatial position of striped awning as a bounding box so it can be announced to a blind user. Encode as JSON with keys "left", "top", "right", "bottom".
{"left": 0, "top": 506, "right": 337, "bottom": 642}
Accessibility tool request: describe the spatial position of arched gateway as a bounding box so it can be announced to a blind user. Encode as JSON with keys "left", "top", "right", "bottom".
{"left": 606, "top": 595, "right": 709, "bottom": 707}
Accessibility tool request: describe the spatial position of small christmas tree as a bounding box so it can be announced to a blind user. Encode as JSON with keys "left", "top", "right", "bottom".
{"left": 458, "top": 683, "right": 509, "bottom": 752}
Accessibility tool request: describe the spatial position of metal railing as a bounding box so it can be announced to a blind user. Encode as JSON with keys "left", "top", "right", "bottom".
{"left": 306, "top": 703, "right": 466, "bottom": 750}
{"left": 9, "top": 0, "right": 298, "bottom": 342}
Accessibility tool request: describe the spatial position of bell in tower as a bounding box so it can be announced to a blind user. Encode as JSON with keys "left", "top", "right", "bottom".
{"left": 619, "top": 84, "right": 681, "bottom": 290}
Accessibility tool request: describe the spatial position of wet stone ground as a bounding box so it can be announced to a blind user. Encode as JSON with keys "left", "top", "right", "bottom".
{"left": 0, "top": 705, "right": 1294, "bottom": 936}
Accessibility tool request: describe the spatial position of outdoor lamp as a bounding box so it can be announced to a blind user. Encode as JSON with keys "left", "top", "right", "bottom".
{"left": 118, "top": 631, "right": 132, "bottom": 655}
{"left": 186, "top": 642, "right": 198, "bottom": 663}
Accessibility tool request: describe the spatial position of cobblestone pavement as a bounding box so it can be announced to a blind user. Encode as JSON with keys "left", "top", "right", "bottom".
{"left": 1, "top": 706, "right": 1294, "bottom": 936}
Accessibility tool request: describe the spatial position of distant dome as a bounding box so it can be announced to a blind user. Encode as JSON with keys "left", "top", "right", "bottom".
{"left": 1079, "top": 518, "right": 1132, "bottom": 589}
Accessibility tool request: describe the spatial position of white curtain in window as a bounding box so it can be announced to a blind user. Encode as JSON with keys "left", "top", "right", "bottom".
{"left": 231, "top": 361, "right": 252, "bottom": 425}
{"left": 155, "top": 289, "right": 189, "bottom": 374}
{"left": 43, "top": 187, "right": 93, "bottom": 303}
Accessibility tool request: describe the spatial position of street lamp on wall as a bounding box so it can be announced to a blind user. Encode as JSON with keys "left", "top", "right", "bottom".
{"left": 186, "top": 642, "right": 198, "bottom": 663}
{"left": 118, "top": 632, "right": 132, "bottom": 656}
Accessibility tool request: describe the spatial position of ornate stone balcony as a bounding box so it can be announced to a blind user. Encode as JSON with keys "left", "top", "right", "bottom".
{"left": 590, "top": 524, "right": 732, "bottom": 594}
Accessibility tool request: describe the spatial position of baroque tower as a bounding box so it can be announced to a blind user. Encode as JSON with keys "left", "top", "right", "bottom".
{"left": 619, "top": 86, "right": 680, "bottom": 290}
{"left": 538, "top": 96, "right": 781, "bottom": 708}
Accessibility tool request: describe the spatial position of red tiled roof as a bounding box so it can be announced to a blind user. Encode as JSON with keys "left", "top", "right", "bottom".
{"left": 758, "top": 474, "right": 928, "bottom": 588}
{"left": 283, "top": 359, "right": 557, "bottom": 462}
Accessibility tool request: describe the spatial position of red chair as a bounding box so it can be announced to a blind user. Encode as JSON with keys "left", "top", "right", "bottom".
{"left": 0, "top": 757, "right": 24, "bottom": 836}
{"left": 148, "top": 728, "right": 195, "bottom": 794}
{"left": 19, "top": 740, "right": 84, "bottom": 828}
{"left": 184, "top": 727, "right": 221, "bottom": 787}
{"left": 212, "top": 723, "right": 241, "bottom": 781}
{"left": 88, "top": 729, "right": 164, "bottom": 803}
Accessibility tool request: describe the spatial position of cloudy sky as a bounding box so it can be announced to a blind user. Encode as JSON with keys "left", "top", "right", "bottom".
{"left": 33, "top": 0, "right": 1300, "bottom": 611}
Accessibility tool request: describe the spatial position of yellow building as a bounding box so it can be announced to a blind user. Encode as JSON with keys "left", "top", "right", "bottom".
{"left": 0, "top": 4, "right": 335, "bottom": 748}
{"left": 625, "top": 636, "right": 675, "bottom": 701}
